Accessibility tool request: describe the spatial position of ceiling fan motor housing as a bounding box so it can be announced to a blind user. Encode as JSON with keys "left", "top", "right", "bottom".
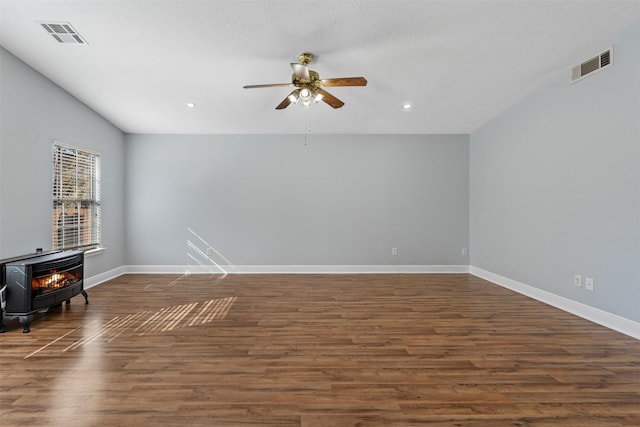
{"left": 292, "top": 70, "right": 321, "bottom": 87}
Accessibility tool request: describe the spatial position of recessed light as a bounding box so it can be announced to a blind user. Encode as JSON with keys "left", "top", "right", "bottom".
{"left": 186, "top": 102, "right": 196, "bottom": 108}
{"left": 402, "top": 103, "right": 412, "bottom": 110}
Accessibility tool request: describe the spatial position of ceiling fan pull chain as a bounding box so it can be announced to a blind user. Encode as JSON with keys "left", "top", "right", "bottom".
{"left": 304, "top": 109, "right": 311, "bottom": 146}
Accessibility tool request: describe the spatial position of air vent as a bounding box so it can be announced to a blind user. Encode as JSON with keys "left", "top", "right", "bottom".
{"left": 39, "top": 22, "right": 87, "bottom": 44}
{"left": 570, "top": 47, "right": 613, "bottom": 83}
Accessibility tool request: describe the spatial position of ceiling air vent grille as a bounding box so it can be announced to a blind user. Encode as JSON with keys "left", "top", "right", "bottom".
{"left": 571, "top": 47, "right": 612, "bottom": 83}
{"left": 39, "top": 22, "right": 87, "bottom": 44}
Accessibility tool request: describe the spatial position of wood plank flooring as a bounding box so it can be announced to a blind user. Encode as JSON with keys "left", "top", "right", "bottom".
{"left": 1, "top": 273, "right": 639, "bottom": 426}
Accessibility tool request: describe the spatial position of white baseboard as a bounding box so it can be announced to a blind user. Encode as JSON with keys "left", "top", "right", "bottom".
{"left": 123, "top": 264, "right": 470, "bottom": 274}
{"left": 84, "top": 265, "right": 126, "bottom": 289}
{"left": 469, "top": 266, "right": 640, "bottom": 340}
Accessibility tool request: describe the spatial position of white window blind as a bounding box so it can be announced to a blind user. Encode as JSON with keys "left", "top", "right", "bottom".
{"left": 52, "top": 142, "right": 101, "bottom": 250}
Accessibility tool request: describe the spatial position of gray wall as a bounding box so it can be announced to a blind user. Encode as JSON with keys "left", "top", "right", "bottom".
{"left": 470, "top": 21, "right": 640, "bottom": 322}
{"left": 125, "top": 133, "right": 469, "bottom": 266}
{"left": 0, "top": 47, "right": 126, "bottom": 277}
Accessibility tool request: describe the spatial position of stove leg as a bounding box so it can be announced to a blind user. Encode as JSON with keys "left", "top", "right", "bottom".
{"left": 19, "top": 315, "right": 33, "bottom": 333}
{"left": 65, "top": 291, "right": 88, "bottom": 305}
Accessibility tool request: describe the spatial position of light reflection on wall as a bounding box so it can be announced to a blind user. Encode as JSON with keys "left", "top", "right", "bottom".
{"left": 185, "top": 227, "right": 235, "bottom": 280}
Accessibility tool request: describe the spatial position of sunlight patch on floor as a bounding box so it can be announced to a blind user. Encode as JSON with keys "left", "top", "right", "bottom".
{"left": 25, "top": 296, "right": 237, "bottom": 358}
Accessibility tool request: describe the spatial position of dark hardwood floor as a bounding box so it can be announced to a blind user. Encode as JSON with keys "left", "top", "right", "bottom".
{"left": 1, "top": 273, "right": 639, "bottom": 426}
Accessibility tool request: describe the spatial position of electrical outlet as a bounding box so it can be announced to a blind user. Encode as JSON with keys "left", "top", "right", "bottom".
{"left": 462, "top": 248, "right": 468, "bottom": 256}
{"left": 574, "top": 274, "right": 582, "bottom": 287}
{"left": 585, "top": 277, "right": 594, "bottom": 291}
{"left": 392, "top": 248, "right": 398, "bottom": 256}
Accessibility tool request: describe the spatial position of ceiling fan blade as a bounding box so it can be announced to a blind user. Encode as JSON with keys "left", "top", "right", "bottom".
{"left": 275, "top": 90, "right": 299, "bottom": 110}
{"left": 244, "top": 83, "right": 294, "bottom": 89}
{"left": 321, "top": 77, "right": 368, "bottom": 87}
{"left": 317, "top": 88, "right": 344, "bottom": 109}
{"left": 291, "top": 63, "right": 310, "bottom": 82}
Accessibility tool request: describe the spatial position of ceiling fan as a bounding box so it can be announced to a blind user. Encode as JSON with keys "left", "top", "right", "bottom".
{"left": 243, "top": 52, "right": 367, "bottom": 109}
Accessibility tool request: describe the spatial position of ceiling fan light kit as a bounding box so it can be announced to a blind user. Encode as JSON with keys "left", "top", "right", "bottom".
{"left": 243, "top": 52, "right": 367, "bottom": 110}
{"left": 287, "top": 87, "right": 324, "bottom": 107}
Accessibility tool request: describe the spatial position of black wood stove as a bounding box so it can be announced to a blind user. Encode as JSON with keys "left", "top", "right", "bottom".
{"left": 0, "top": 250, "right": 88, "bottom": 333}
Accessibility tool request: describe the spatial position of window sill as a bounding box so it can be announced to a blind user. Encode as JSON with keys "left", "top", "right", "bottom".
{"left": 85, "top": 247, "right": 106, "bottom": 257}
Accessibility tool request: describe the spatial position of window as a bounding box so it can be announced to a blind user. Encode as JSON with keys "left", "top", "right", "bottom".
{"left": 52, "top": 142, "right": 101, "bottom": 250}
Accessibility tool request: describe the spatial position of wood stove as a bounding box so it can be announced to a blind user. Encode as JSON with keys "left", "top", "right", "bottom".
{"left": 1, "top": 250, "right": 87, "bottom": 333}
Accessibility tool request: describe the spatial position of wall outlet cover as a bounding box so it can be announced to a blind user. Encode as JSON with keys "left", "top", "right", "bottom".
{"left": 574, "top": 274, "right": 582, "bottom": 287}
{"left": 585, "top": 277, "right": 594, "bottom": 291}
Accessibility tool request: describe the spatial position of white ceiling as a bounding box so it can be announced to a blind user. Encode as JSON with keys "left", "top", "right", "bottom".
{"left": 1, "top": 1, "right": 640, "bottom": 134}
